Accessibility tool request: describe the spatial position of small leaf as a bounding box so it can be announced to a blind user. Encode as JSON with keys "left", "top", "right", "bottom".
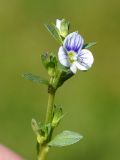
{"left": 38, "top": 122, "right": 51, "bottom": 138}
{"left": 38, "top": 122, "right": 47, "bottom": 136}
{"left": 31, "top": 119, "right": 39, "bottom": 135}
{"left": 52, "top": 105, "right": 64, "bottom": 127}
{"left": 83, "top": 41, "right": 97, "bottom": 49}
{"left": 48, "top": 131, "right": 83, "bottom": 147}
{"left": 45, "top": 24, "right": 63, "bottom": 44}
{"left": 41, "top": 53, "right": 50, "bottom": 69}
{"left": 22, "top": 73, "right": 49, "bottom": 85}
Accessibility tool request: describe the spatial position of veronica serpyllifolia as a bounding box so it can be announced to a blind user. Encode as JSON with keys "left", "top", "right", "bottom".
{"left": 58, "top": 32, "right": 94, "bottom": 73}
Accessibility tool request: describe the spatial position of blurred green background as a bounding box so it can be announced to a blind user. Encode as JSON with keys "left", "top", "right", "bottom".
{"left": 0, "top": 0, "right": 120, "bottom": 159}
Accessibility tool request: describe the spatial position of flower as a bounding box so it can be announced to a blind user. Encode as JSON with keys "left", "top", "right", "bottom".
{"left": 56, "top": 19, "right": 69, "bottom": 38}
{"left": 58, "top": 32, "right": 94, "bottom": 73}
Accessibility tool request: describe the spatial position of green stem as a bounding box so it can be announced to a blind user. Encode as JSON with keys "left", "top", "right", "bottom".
{"left": 45, "top": 92, "right": 55, "bottom": 123}
{"left": 38, "top": 78, "right": 55, "bottom": 160}
{"left": 38, "top": 145, "right": 49, "bottom": 160}
{"left": 38, "top": 72, "right": 62, "bottom": 160}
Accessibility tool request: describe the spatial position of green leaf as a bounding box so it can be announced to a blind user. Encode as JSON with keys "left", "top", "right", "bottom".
{"left": 83, "top": 41, "right": 97, "bottom": 49}
{"left": 38, "top": 122, "right": 51, "bottom": 137}
{"left": 52, "top": 105, "right": 64, "bottom": 127}
{"left": 45, "top": 24, "right": 63, "bottom": 45}
{"left": 48, "top": 131, "right": 83, "bottom": 147}
{"left": 31, "top": 120, "right": 52, "bottom": 144}
{"left": 22, "top": 73, "right": 49, "bottom": 85}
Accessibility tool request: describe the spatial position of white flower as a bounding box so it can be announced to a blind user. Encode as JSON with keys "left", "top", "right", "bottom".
{"left": 58, "top": 32, "right": 94, "bottom": 73}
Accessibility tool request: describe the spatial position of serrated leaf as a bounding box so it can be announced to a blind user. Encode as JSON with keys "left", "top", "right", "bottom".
{"left": 45, "top": 24, "right": 63, "bottom": 45}
{"left": 48, "top": 131, "right": 83, "bottom": 147}
{"left": 22, "top": 73, "right": 49, "bottom": 85}
{"left": 83, "top": 41, "right": 97, "bottom": 49}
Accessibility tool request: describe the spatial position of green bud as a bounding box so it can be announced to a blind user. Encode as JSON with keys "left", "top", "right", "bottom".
{"left": 41, "top": 53, "right": 58, "bottom": 76}
{"left": 56, "top": 19, "right": 70, "bottom": 38}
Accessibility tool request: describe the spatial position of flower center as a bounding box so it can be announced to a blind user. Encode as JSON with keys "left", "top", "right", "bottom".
{"left": 68, "top": 52, "right": 77, "bottom": 63}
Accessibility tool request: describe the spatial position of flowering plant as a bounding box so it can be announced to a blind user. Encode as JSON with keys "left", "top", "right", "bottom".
{"left": 23, "top": 19, "right": 96, "bottom": 160}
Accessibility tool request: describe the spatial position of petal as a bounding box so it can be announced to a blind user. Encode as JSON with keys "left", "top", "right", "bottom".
{"left": 63, "top": 32, "right": 84, "bottom": 52}
{"left": 56, "top": 19, "right": 61, "bottom": 30}
{"left": 58, "top": 46, "right": 70, "bottom": 67}
{"left": 75, "top": 61, "right": 88, "bottom": 71}
{"left": 70, "top": 62, "right": 77, "bottom": 74}
{"left": 77, "top": 49, "right": 94, "bottom": 70}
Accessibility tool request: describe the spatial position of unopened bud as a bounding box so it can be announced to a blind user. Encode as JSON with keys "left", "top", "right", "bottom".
{"left": 56, "top": 19, "right": 70, "bottom": 38}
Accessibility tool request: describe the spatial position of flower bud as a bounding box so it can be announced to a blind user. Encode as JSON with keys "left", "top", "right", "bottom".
{"left": 41, "top": 53, "right": 57, "bottom": 76}
{"left": 56, "top": 19, "right": 70, "bottom": 38}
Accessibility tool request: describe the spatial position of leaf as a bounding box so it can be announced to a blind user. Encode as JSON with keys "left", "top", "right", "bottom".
{"left": 48, "top": 131, "right": 83, "bottom": 147}
{"left": 31, "top": 120, "right": 52, "bottom": 144}
{"left": 52, "top": 105, "right": 64, "bottom": 127}
{"left": 31, "top": 118, "right": 39, "bottom": 135}
{"left": 22, "top": 73, "right": 49, "bottom": 85}
{"left": 83, "top": 41, "right": 97, "bottom": 49}
{"left": 38, "top": 122, "right": 51, "bottom": 137}
{"left": 45, "top": 24, "right": 63, "bottom": 45}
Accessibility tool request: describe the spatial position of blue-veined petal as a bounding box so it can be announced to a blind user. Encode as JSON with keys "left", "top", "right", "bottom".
{"left": 75, "top": 61, "right": 88, "bottom": 71}
{"left": 70, "top": 62, "right": 77, "bottom": 74}
{"left": 77, "top": 49, "right": 94, "bottom": 70}
{"left": 63, "top": 32, "right": 84, "bottom": 52}
{"left": 58, "top": 46, "right": 70, "bottom": 67}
